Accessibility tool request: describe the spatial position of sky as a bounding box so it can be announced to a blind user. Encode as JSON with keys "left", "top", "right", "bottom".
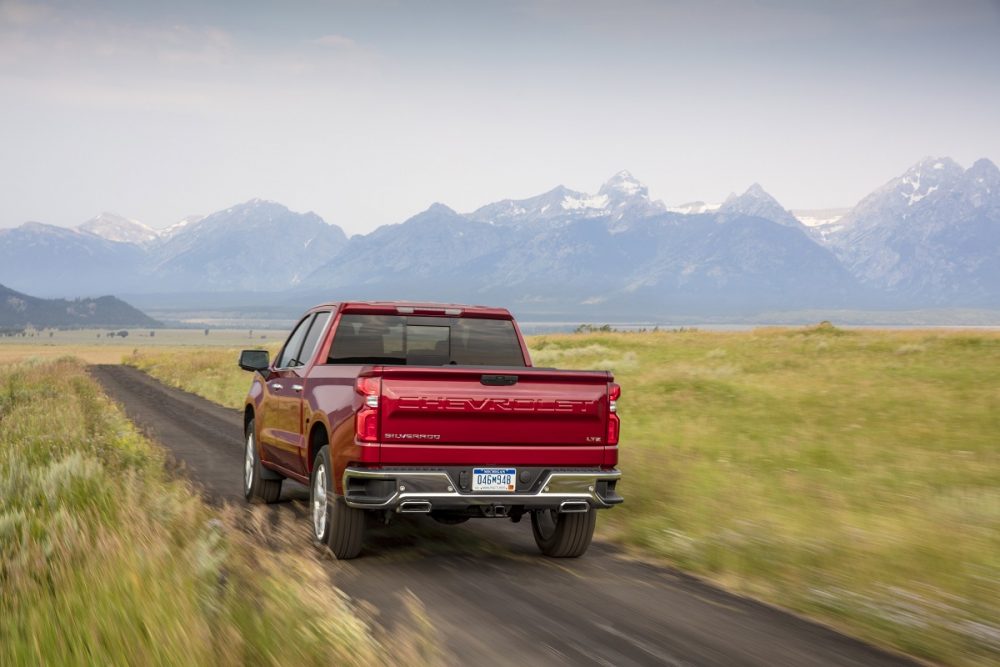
{"left": 1, "top": 0, "right": 999, "bottom": 235}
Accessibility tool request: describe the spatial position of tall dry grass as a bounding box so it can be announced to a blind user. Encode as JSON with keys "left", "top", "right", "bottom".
{"left": 534, "top": 326, "right": 1000, "bottom": 666}
{"left": 125, "top": 346, "right": 277, "bottom": 409}
{"left": 0, "top": 359, "right": 440, "bottom": 666}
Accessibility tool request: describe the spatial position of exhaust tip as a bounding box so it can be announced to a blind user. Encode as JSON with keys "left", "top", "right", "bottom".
{"left": 559, "top": 501, "right": 590, "bottom": 514}
{"left": 398, "top": 500, "right": 432, "bottom": 514}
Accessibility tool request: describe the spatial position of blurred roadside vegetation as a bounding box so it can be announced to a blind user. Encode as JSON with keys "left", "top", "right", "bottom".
{"left": 125, "top": 325, "right": 1000, "bottom": 665}
{"left": 0, "top": 359, "right": 437, "bottom": 666}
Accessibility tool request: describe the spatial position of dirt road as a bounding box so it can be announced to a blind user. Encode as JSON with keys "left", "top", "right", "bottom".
{"left": 89, "top": 364, "right": 916, "bottom": 667}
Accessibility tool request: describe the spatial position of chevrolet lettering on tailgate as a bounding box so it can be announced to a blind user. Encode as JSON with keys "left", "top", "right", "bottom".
{"left": 395, "top": 396, "right": 593, "bottom": 413}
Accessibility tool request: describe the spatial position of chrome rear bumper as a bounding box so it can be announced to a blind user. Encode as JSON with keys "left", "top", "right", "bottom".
{"left": 342, "top": 467, "right": 623, "bottom": 512}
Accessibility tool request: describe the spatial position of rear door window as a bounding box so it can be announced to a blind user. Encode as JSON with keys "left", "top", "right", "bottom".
{"left": 328, "top": 314, "right": 525, "bottom": 366}
{"left": 276, "top": 314, "right": 314, "bottom": 369}
{"left": 298, "top": 311, "right": 331, "bottom": 365}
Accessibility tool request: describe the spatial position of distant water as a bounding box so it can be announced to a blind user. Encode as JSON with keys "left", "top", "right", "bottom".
{"left": 518, "top": 322, "right": 753, "bottom": 334}
{"left": 517, "top": 322, "right": 1000, "bottom": 334}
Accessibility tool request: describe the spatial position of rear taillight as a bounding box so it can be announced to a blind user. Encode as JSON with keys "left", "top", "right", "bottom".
{"left": 355, "top": 376, "right": 381, "bottom": 442}
{"left": 607, "top": 383, "right": 621, "bottom": 445}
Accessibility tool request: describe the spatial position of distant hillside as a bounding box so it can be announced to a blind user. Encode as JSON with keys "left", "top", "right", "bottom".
{"left": 0, "top": 284, "right": 160, "bottom": 328}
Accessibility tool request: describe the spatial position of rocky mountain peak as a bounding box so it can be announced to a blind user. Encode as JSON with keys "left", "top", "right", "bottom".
{"left": 964, "top": 158, "right": 1000, "bottom": 188}
{"left": 722, "top": 183, "right": 777, "bottom": 207}
{"left": 719, "top": 183, "right": 801, "bottom": 228}
{"left": 189, "top": 199, "right": 334, "bottom": 235}
{"left": 19, "top": 221, "right": 62, "bottom": 234}
{"left": 892, "top": 157, "right": 963, "bottom": 206}
{"left": 959, "top": 158, "right": 1000, "bottom": 210}
{"left": 79, "top": 212, "right": 159, "bottom": 245}
{"left": 905, "top": 156, "right": 962, "bottom": 177}
{"left": 468, "top": 172, "right": 664, "bottom": 226}
{"left": 824, "top": 156, "right": 1000, "bottom": 303}
{"left": 227, "top": 198, "right": 286, "bottom": 216}
{"left": 425, "top": 202, "right": 458, "bottom": 216}
{"left": 599, "top": 170, "right": 648, "bottom": 199}
{"left": 467, "top": 184, "right": 588, "bottom": 225}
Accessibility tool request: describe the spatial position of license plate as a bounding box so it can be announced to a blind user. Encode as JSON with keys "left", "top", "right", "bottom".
{"left": 472, "top": 468, "right": 516, "bottom": 492}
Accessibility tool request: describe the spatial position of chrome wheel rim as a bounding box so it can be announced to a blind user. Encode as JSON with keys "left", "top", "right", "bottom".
{"left": 536, "top": 509, "right": 558, "bottom": 540}
{"left": 244, "top": 433, "right": 254, "bottom": 490}
{"left": 313, "top": 463, "right": 328, "bottom": 539}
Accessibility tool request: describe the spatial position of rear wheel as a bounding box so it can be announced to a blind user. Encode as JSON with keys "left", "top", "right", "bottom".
{"left": 530, "top": 508, "right": 596, "bottom": 558}
{"left": 310, "top": 446, "right": 365, "bottom": 559}
{"left": 243, "top": 419, "right": 281, "bottom": 503}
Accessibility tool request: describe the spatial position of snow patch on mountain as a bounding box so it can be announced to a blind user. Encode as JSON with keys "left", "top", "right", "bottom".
{"left": 79, "top": 213, "right": 159, "bottom": 245}
{"left": 467, "top": 172, "right": 665, "bottom": 225}
{"left": 825, "top": 156, "right": 1000, "bottom": 303}
{"left": 561, "top": 194, "right": 609, "bottom": 210}
{"left": 792, "top": 209, "right": 849, "bottom": 228}
{"left": 793, "top": 208, "right": 850, "bottom": 243}
{"left": 602, "top": 170, "right": 643, "bottom": 196}
{"left": 668, "top": 201, "right": 722, "bottom": 215}
{"left": 160, "top": 215, "right": 205, "bottom": 238}
{"left": 906, "top": 184, "right": 937, "bottom": 206}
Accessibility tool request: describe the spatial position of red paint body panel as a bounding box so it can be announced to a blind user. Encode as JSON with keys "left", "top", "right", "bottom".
{"left": 379, "top": 368, "right": 611, "bottom": 452}
{"left": 244, "top": 301, "right": 619, "bottom": 495}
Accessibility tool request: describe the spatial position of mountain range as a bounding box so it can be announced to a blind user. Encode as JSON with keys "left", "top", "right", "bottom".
{"left": 0, "top": 158, "right": 997, "bottom": 319}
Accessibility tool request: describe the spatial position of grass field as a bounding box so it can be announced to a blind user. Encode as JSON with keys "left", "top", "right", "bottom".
{"left": 0, "top": 328, "right": 278, "bottom": 365}
{"left": 0, "top": 359, "right": 436, "bottom": 665}
{"left": 116, "top": 325, "right": 1000, "bottom": 666}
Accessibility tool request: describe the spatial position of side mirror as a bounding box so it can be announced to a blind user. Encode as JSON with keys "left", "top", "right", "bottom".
{"left": 238, "top": 349, "right": 270, "bottom": 372}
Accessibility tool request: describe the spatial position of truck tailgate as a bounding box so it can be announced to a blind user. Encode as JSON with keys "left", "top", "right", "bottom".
{"left": 376, "top": 366, "right": 613, "bottom": 466}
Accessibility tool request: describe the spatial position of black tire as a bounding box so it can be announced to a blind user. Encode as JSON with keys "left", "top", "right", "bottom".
{"left": 530, "top": 508, "right": 596, "bottom": 558}
{"left": 244, "top": 418, "right": 282, "bottom": 503}
{"left": 310, "top": 446, "right": 365, "bottom": 559}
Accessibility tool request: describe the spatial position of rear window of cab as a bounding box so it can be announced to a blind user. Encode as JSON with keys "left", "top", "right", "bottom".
{"left": 327, "top": 314, "right": 525, "bottom": 367}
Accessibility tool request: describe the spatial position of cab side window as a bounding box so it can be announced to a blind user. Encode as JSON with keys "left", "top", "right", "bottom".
{"left": 276, "top": 314, "right": 315, "bottom": 369}
{"left": 298, "top": 312, "right": 331, "bottom": 365}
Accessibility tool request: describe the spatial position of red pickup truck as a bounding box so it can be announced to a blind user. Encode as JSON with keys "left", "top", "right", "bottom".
{"left": 238, "top": 301, "right": 622, "bottom": 559}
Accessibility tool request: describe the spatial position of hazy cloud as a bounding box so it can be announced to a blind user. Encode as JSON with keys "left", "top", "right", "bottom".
{"left": 1, "top": 0, "right": 998, "bottom": 234}
{"left": 312, "top": 33, "right": 356, "bottom": 48}
{"left": 0, "top": 0, "right": 53, "bottom": 26}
